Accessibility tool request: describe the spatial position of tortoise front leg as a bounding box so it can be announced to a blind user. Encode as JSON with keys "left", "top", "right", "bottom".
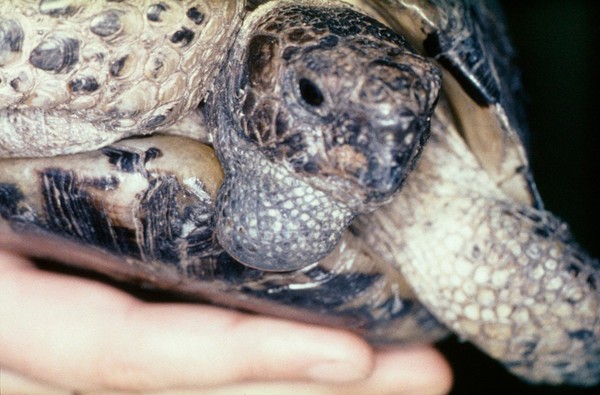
{"left": 357, "top": 104, "right": 600, "bottom": 385}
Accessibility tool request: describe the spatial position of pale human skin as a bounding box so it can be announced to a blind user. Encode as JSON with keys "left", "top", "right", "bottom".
{"left": 0, "top": 250, "right": 452, "bottom": 395}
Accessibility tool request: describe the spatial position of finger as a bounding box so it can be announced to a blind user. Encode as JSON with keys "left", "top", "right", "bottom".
{"left": 166, "top": 345, "right": 453, "bottom": 395}
{"left": 0, "top": 346, "right": 451, "bottom": 395}
{"left": 0, "top": 251, "right": 374, "bottom": 392}
{"left": 350, "top": 345, "right": 453, "bottom": 395}
{"left": 0, "top": 368, "right": 70, "bottom": 395}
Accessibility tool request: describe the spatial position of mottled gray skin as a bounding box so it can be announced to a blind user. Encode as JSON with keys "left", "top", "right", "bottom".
{"left": 0, "top": 0, "right": 599, "bottom": 388}
{"left": 207, "top": 3, "right": 440, "bottom": 270}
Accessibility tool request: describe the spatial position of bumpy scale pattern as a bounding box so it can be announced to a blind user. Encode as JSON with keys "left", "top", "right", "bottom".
{"left": 358, "top": 103, "right": 600, "bottom": 385}
{"left": 216, "top": 128, "right": 355, "bottom": 270}
{"left": 0, "top": 0, "right": 243, "bottom": 157}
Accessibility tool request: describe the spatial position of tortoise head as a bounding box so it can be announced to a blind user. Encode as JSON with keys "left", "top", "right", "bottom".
{"left": 207, "top": 4, "right": 441, "bottom": 271}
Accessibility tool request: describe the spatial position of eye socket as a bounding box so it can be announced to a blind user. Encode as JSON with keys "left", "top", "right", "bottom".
{"left": 298, "top": 77, "right": 324, "bottom": 107}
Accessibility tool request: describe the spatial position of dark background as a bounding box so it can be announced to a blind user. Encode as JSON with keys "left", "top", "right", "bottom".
{"left": 438, "top": 1, "right": 600, "bottom": 394}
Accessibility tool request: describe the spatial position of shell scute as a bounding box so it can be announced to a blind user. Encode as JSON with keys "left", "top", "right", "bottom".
{"left": 0, "top": 1, "right": 245, "bottom": 158}
{"left": 29, "top": 35, "right": 80, "bottom": 73}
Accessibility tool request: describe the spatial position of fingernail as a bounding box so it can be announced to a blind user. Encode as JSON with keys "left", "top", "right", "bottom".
{"left": 306, "top": 360, "right": 369, "bottom": 383}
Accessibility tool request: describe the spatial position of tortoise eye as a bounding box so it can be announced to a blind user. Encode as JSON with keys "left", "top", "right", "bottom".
{"left": 298, "top": 78, "right": 324, "bottom": 107}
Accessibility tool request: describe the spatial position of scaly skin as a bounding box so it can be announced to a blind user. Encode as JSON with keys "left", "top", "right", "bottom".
{"left": 355, "top": 102, "right": 600, "bottom": 385}
{"left": 0, "top": 0, "right": 244, "bottom": 157}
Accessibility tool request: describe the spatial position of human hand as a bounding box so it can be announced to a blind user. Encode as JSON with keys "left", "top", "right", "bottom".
{"left": 0, "top": 250, "right": 452, "bottom": 394}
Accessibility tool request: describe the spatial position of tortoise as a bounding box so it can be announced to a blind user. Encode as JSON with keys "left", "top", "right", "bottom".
{"left": 0, "top": 0, "right": 598, "bottom": 387}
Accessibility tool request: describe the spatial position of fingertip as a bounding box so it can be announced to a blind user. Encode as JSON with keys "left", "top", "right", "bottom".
{"left": 301, "top": 328, "right": 374, "bottom": 383}
{"left": 229, "top": 319, "right": 375, "bottom": 384}
{"left": 375, "top": 345, "right": 454, "bottom": 395}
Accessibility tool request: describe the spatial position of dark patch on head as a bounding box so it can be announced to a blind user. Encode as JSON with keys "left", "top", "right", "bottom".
{"left": 264, "top": 21, "right": 283, "bottom": 33}
{"left": 90, "top": 10, "right": 122, "bottom": 37}
{"left": 274, "top": 112, "right": 288, "bottom": 136}
{"left": 587, "top": 274, "right": 597, "bottom": 290}
{"left": 287, "top": 27, "right": 315, "bottom": 44}
{"left": 109, "top": 55, "right": 128, "bottom": 77}
{"left": 280, "top": 6, "right": 406, "bottom": 47}
{"left": 0, "top": 183, "right": 24, "bottom": 219}
{"left": 101, "top": 146, "right": 143, "bottom": 174}
{"left": 186, "top": 7, "right": 204, "bottom": 25}
{"left": 68, "top": 76, "right": 99, "bottom": 93}
{"left": 318, "top": 35, "right": 338, "bottom": 49}
{"left": 246, "top": 34, "right": 279, "bottom": 89}
{"left": 282, "top": 46, "right": 300, "bottom": 61}
{"left": 147, "top": 2, "right": 168, "bottom": 22}
{"left": 170, "top": 27, "right": 195, "bottom": 46}
{"left": 423, "top": 31, "right": 499, "bottom": 105}
{"left": 328, "top": 110, "right": 430, "bottom": 204}
{"left": 370, "top": 58, "right": 417, "bottom": 89}
{"left": 29, "top": 36, "right": 79, "bottom": 73}
{"left": 0, "top": 19, "right": 24, "bottom": 63}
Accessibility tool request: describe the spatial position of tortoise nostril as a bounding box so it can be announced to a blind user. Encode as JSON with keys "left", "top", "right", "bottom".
{"left": 299, "top": 77, "right": 324, "bottom": 107}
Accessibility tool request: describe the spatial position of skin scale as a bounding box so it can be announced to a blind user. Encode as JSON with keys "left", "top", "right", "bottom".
{"left": 0, "top": 0, "right": 599, "bottom": 387}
